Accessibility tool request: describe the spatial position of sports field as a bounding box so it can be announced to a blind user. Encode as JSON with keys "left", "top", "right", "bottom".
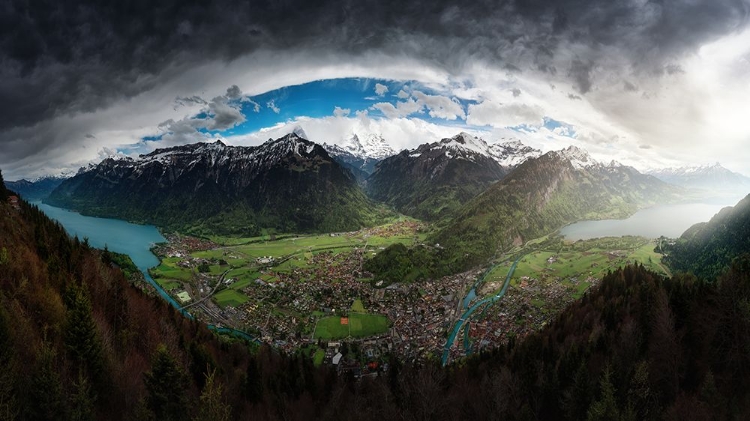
{"left": 313, "top": 313, "right": 389, "bottom": 339}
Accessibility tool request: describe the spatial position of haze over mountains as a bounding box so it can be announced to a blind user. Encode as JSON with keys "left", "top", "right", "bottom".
{"left": 647, "top": 163, "right": 750, "bottom": 192}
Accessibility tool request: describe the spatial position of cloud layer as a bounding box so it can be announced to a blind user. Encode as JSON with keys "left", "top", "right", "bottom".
{"left": 2, "top": 0, "right": 750, "bottom": 178}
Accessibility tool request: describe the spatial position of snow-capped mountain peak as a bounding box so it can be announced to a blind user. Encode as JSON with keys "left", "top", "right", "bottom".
{"left": 323, "top": 133, "right": 397, "bottom": 161}
{"left": 646, "top": 162, "right": 750, "bottom": 190}
{"left": 437, "top": 132, "right": 493, "bottom": 157}
{"left": 291, "top": 125, "right": 309, "bottom": 140}
{"left": 557, "top": 145, "right": 598, "bottom": 169}
{"left": 489, "top": 139, "right": 542, "bottom": 167}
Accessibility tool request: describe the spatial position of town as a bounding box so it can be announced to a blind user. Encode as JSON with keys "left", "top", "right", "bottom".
{"left": 145, "top": 223, "right": 668, "bottom": 371}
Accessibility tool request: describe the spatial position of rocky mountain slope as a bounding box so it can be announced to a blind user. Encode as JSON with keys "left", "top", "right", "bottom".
{"left": 322, "top": 133, "right": 398, "bottom": 177}
{"left": 664, "top": 193, "right": 750, "bottom": 280}
{"left": 5, "top": 176, "right": 66, "bottom": 201}
{"left": 431, "top": 146, "right": 683, "bottom": 269}
{"left": 366, "top": 133, "right": 541, "bottom": 221}
{"left": 47, "top": 134, "right": 383, "bottom": 236}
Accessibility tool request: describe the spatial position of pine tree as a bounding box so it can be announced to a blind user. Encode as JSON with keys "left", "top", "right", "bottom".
{"left": 0, "top": 306, "right": 18, "bottom": 421}
{"left": 0, "top": 169, "right": 7, "bottom": 202}
{"left": 27, "top": 342, "right": 65, "bottom": 421}
{"left": 244, "top": 356, "right": 263, "bottom": 404}
{"left": 69, "top": 370, "right": 96, "bottom": 421}
{"left": 562, "top": 362, "right": 591, "bottom": 421}
{"left": 587, "top": 366, "right": 622, "bottom": 421}
{"left": 144, "top": 344, "right": 189, "bottom": 421}
{"left": 64, "top": 284, "right": 104, "bottom": 380}
{"left": 193, "top": 369, "right": 231, "bottom": 421}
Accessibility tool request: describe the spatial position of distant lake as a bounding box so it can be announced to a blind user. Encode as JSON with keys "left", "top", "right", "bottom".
{"left": 560, "top": 201, "right": 736, "bottom": 241}
{"left": 35, "top": 203, "right": 166, "bottom": 280}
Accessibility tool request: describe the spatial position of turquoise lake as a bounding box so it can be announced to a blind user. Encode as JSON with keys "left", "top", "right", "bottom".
{"left": 35, "top": 203, "right": 166, "bottom": 280}
{"left": 559, "top": 201, "right": 737, "bottom": 240}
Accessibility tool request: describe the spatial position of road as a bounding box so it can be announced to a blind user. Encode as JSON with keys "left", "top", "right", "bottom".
{"left": 180, "top": 268, "right": 230, "bottom": 310}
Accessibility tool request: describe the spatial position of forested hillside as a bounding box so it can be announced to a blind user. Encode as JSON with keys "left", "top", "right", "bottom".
{"left": 665, "top": 194, "right": 750, "bottom": 280}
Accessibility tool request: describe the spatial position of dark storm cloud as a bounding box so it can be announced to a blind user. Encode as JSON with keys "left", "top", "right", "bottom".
{"left": 1, "top": 0, "right": 748, "bottom": 133}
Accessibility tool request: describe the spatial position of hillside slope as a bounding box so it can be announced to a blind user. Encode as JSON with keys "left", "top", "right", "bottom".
{"left": 366, "top": 133, "right": 529, "bottom": 221}
{"left": 664, "top": 193, "right": 750, "bottom": 279}
{"left": 432, "top": 147, "right": 683, "bottom": 269}
{"left": 47, "top": 135, "right": 384, "bottom": 236}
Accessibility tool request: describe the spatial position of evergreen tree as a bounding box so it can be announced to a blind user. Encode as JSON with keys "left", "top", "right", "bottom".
{"left": 27, "top": 342, "right": 65, "bottom": 421}
{"left": 587, "top": 366, "right": 622, "bottom": 421}
{"left": 0, "top": 306, "right": 18, "bottom": 421}
{"left": 0, "top": 169, "right": 7, "bottom": 202}
{"left": 627, "top": 361, "right": 658, "bottom": 421}
{"left": 143, "top": 345, "right": 189, "bottom": 421}
{"left": 562, "top": 361, "right": 591, "bottom": 421}
{"left": 69, "top": 370, "right": 96, "bottom": 421}
{"left": 64, "top": 284, "right": 105, "bottom": 380}
{"left": 244, "top": 356, "right": 263, "bottom": 404}
{"left": 193, "top": 369, "right": 231, "bottom": 421}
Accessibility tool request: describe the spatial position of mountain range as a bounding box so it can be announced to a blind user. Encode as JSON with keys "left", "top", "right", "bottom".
{"left": 43, "top": 131, "right": 687, "bottom": 264}
{"left": 322, "top": 133, "right": 398, "bottom": 176}
{"left": 647, "top": 163, "right": 750, "bottom": 192}
{"left": 366, "top": 132, "right": 540, "bottom": 221}
{"left": 3, "top": 163, "right": 750, "bottom": 421}
{"left": 431, "top": 146, "right": 683, "bottom": 269}
{"left": 5, "top": 176, "right": 66, "bottom": 201}
{"left": 46, "top": 134, "right": 384, "bottom": 236}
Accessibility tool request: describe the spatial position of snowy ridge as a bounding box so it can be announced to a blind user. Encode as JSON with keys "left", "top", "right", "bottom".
{"left": 489, "top": 139, "right": 542, "bottom": 167}
{"left": 556, "top": 146, "right": 599, "bottom": 169}
{"left": 323, "top": 133, "right": 397, "bottom": 161}
{"left": 81, "top": 133, "right": 331, "bottom": 186}
{"left": 646, "top": 162, "right": 750, "bottom": 189}
{"left": 405, "top": 132, "right": 542, "bottom": 169}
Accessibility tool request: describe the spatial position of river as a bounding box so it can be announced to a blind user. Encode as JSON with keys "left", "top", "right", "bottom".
{"left": 559, "top": 200, "right": 739, "bottom": 240}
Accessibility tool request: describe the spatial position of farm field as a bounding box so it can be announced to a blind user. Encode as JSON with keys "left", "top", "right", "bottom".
{"left": 479, "top": 236, "right": 669, "bottom": 298}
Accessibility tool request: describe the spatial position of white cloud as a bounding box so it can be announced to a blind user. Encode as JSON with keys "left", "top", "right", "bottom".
{"left": 374, "top": 83, "right": 389, "bottom": 96}
{"left": 333, "top": 106, "right": 350, "bottom": 117}
{"left": 241, "top": 97, "right": 261, "bottom": 112}
{"left": 266, "top": 100, "right": 280, "bottom": 114}
{"left": 371, "top": 99, "right": 423, "bottom": 119}
{"left": 411, "top": 91, "right": 465, "bottom": 120}
{"left": 467, "top": 101, "right": 544, "bottom": 127}
{"left": 370, "top": 89, "right": 464, "bottom": 120}
{"left": 7, "top": 35, "right": 750, "bottom": 179}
